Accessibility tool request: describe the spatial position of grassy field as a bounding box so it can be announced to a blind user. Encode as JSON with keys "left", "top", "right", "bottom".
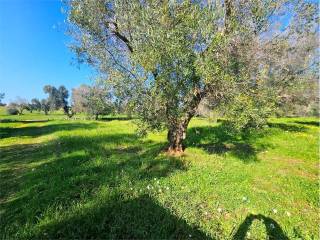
{"left": 0, "top": 109, "right": 319, "bottom": 239}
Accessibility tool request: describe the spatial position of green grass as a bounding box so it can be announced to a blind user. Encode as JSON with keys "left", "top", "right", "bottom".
{"left": 0, "top": 110, "right": 319, "bottom": 239}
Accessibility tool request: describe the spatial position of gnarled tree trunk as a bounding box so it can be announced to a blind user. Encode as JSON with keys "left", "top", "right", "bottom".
{"left": 167, "top": 88, "right": 205, "bottom": 154}
{"left": 167, "top": 122, "right": 188, "bottom": 153}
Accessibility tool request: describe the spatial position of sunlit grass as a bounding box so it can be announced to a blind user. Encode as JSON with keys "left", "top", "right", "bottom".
{"left": 0, "top": 112, "right": 318, "bottom": 239}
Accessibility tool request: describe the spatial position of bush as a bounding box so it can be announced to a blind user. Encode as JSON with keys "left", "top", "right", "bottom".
{"left": 6, "top": 106, "right": 19, "bottom": 115}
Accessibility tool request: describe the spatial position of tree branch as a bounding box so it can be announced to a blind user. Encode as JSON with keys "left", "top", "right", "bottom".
{"left": 108, "top": 21, "right": 133, "bottom": 53}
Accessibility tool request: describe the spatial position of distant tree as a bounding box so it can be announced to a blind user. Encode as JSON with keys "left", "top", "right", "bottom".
{"left": 28, "top": 103, "right": 33, "bottom": 113}
{"left": 43, "top": 85, "right": 71, "bottom": 116}
{"left": 71, "top": 84, "right": 91, "bottom": 113}
{"left": 87, "top": 85, "right": 113, "bottom": 120}
{"left": 10, "top": 97, "right": 30, "bottom": 115}
{"left": 43, "top": 85, "right": 60, "bottom": 110}
{"left": 6, "top": 103, "right": 19, "bottom": 115}
{"left": 41, "top": 99, "right": 50, "bottom": 115}
{"left": 276, "top": 68, "right": 319, "bottom": 117}
{"left": 71, "top": 84, "right": 113, "bottom": 119}
{"left": 43, "top": 85, "right": 62, "bottom": 110}
{"left": 113, "top": 92, "right": 134, "bottom": 118}
{"left": 58, "top": 86, "right": 71, "bottom": 116}
{"left": 0, "top": 93, "right": 5, "bottom": 106}
{"left": 30, "top": 98, "right": 42, "bottom": 112}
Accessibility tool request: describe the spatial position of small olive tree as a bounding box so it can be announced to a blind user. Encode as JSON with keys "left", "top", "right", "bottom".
{"left": 30, "top": 98, "right": 42, "bottom": 112}
{"left": 6, "top": 103, "right": 19, "bottom": 115}
{"left": 7, "top": 97, "right": 29, "bottom": 115}
{"left": 71, "top": 84, "right": 91, "bottom": 113}
{"left": 0, "top": 93, "right": 5, "bottom": 106}
{"left": 41, "top": 99, "right": 50, "bottom": 115}
{"left": 67, "top": 0, "right": 318, "bottom": 153}
{"left": 72, "top": 84, "right": 113, "bottom": 119}
{"left": 86, "top": 85, "right": 113, "bottom": 120}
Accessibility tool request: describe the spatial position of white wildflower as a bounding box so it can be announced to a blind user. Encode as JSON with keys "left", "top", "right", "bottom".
{"left": 270, "top": 223, "right": 275, "bottom": 229}
{"left": 217, "top": 207, "right": 222, "bottom": 213}
{"left": 272, "top": 209, "right": 278, "bottom": 214}
{"left": 286, "top": 211, "right": 291, "bottom": 217}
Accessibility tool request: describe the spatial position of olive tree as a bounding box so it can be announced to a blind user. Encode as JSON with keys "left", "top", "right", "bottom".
{"left": 6, "top": 103, "right": 19, "bottom": 115}
{"left": 7, "top": 97, "right": 30, "bottom": 115}
{"left": 41, "top": 99, "right": 50, "bottom": 115}
{"left": 72, "top": 84, "right": 113, "bottom": 119}
{"left": 71, "top": 84, "right": 91, "bottom": 113}
{"left": 86, "top": 85, "right": 113, "bottom": 120}
{"left": 30, "top": 98, "right": 42, "bottom": 112}
{"left": 0, "top": 93, "right": 5, "bottom": 106}
{"left": 43, "top": 85, "right": 72, "bottom": 116}
{"left": 67, "top": 0, "right": 318, "bottom": 153}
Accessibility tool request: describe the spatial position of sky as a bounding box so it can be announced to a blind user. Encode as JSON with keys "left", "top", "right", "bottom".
{"left": 0, "top": 0, "right": 94, "bottom": 103}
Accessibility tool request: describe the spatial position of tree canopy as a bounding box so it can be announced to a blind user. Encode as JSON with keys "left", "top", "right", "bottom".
{"left": 43, "top": 85, "right": 71, "bottom": 116}
{"left": 30, "top": 98, "right": 42, "bottom": 112}
{"left": 72, "top": 84, "right": 91, "bottom": 113}
{"left": 41, "top": 99, "right": 50, "bottom": 115}
{"left": 67, "top": 0, "right": 318, "bottom": 152}
{"left": 72, "top": 83, "right": 113, "bottom": 119}
{"left": 0, "top": 93, "right": 5, "bottom": 105}
{"left": 6, "top": 97, "right": 29, "bottom": 115}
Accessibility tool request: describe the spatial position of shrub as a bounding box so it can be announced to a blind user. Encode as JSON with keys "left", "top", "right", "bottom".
{"left": 6, "top": 106, "right": 19, "bottom": 115}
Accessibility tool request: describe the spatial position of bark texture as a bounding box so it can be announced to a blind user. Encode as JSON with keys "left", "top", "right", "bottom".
{"left": 167, "top": 122, "right": 187, "bottom": 153}
{"left": 167, "top": 88, "right": 205, "bottom": 153}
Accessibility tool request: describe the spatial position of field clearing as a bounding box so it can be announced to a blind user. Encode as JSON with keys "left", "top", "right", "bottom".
{"left": 0, "top": 111, "right": 319, "bottom": 239}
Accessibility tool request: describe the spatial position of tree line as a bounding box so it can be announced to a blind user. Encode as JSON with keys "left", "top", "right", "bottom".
{"left": 5, "top": 85, "right": 70, "bottom": 116}
{"left": 2, "top": 75, "right": 318, "bottom": 120}
{"left": 3, "top": 83, "right": 121, "bottom": 119}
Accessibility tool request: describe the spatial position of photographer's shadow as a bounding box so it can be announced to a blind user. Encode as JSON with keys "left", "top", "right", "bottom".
{"left": 233, "top": 214, "right": 289, "bottom": 240}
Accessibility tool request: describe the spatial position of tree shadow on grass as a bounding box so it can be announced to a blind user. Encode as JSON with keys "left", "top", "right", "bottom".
{"left": 293, "top": 120, "right": 319, "bottom": 127}
{"left": 185, "top": 119, "right": 313, "bottom": 162}
{"left": 0, "top": 122, "right": 99, "bottom": 139}
{"left": 100, "top": 116, "right": 138, "bottom": 121}
{"left": 0, "top": 119, "right": 49, "bottom": 123}
{"left": 186, "top": 124, "right": 270, "bottom": 163}
{"left": 30, "top": 195, "right": 212, "bottom": 239}
{"left": 232, "top": 214, "right": 289, "bottom": 240}
{"left": 0, "top": 129, "right": 191, "bottom": 238}
{"left": 267, "top": 122, "right": 306, "bottom": 132}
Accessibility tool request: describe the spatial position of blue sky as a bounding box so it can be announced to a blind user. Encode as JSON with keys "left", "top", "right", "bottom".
{"left": 0, "top": 0, "right": 93, "bottom": 103}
